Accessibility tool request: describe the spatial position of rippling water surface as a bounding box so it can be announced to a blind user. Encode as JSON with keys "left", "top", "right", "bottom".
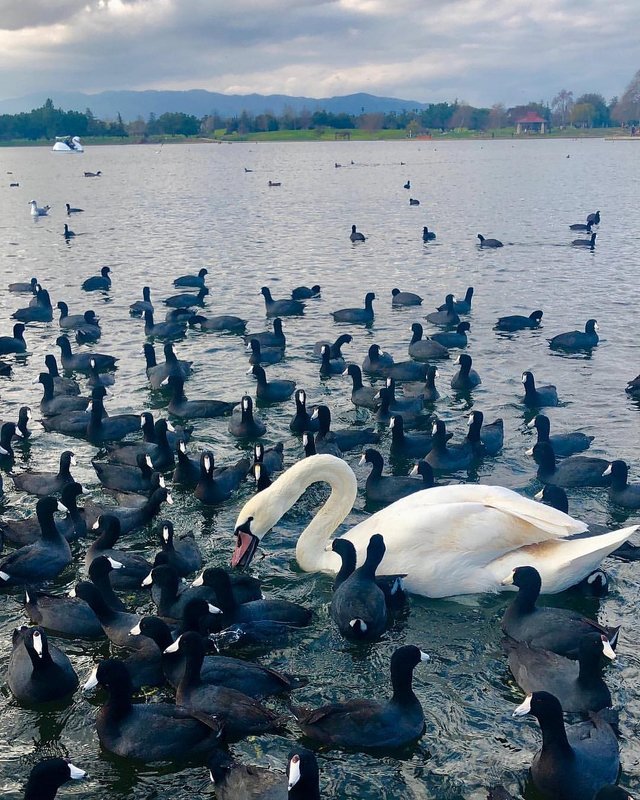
{"left": 0, "top": 138, "right": 639, "bottom": 799}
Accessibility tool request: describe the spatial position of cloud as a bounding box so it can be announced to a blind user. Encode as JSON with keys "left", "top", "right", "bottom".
{"left": 0, "top": 0, "right": 637, "bottom": 106}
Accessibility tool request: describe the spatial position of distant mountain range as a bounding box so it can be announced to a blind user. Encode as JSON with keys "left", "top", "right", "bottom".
{"left": 0, "top": 90, "right": 430, "bottom": 121}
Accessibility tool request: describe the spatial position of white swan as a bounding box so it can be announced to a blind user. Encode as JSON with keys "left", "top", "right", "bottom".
{"left": 231, "top": 455, "right": 637, "bottom": 598}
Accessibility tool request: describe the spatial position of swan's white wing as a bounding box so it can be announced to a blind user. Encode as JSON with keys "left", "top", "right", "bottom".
{"left": 344, "top": 485, "right": 585, "bottom": 555}
{"left": 377, "top": 484, "right": 585, "bottom": 536}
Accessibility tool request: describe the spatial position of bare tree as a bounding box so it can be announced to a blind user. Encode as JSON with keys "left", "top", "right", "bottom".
{"left": 551, "top": 89, "right": 574, "bottom": 126}
{"left": 359, "top": 112, "right": 384, "bottom": 132}
{"left": 488, "top": 103, "right": 507, "bottom": 129}
{"left": 612, "top": 69, "right": 640, "bottom": 124}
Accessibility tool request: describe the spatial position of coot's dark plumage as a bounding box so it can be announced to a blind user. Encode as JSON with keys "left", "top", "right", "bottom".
{"left": 290, "top": 388, "right": 319, "bottom": 432}
{"left": 389, "top": 414, "right": 438, "bottom": 458}
{"left": 170, "top": 632, "right": 281, "bottom": 740}
{"left": 144, "top": 309, "right": 187, "bottom": 340}
{"left": 199, "top": 568, "right": 311, "bottom": 627}
{"left": 528, "top": 414, "right": 593, "bottom": 457}
{"left": 208, "top": 748, "right": 320, "bottom": 800}
{"left": 23, "top": 758, "right": 86, "bottom": 800}
{"left": 0, "top": 323, "right": 27, "bottom": 354}
{"left": 422, "top": 226, "right": 436, "bottom": 241}
{"left": 332, "top": 292, "right": 375, "bottom": 324}
{"left": 495, "top": 310, "right": 543, "bottom": 331}
{"left": 477, "top": 233, "right": 503, "bottom": 247}
{"left": 350, "top": 224, "right": 366, "bottom": 242}
{"left": 331, "top": 533, "right": 388, "bottom": 640}
{"left": 291, "top": 284, "right": 320, "bottom": 300}
{"left": 468, "top": 410, "right": 503, "bottom": 456}
{"left": 362, "top": 449, "right": 428, "bottom": 505}
{"left": 320, "top": 344, "right": 345, "bottom": 376}
{"left": 129, "top": 286, "right": 153, "bottom": 316}
{"left": 426, "top": 294, "right": 460, "bottom": 327}
{"left": 194, "top": 451, "right": 249, "bottom": 505}
{"left": 438, "top": 287, "right": 474, "bottom": 314}
{"left": 450, "top": 353, "right": 481, "bottom": 391}
{"left": 189, "top": 313, "right": 247, "bottom": 333}
{"left": 155, "top": 520, "right": 202, "bottom": 576}
{"left": 250, "top": 364, "right": 296, "bottom": 403}
{"left": 85, "top": 488, "right": 171, "bottom": 538}
{"left": 260, "top": 287, "right": 304, "bottom": 317}
{"left": 84, "top": 658, "right": 221, "bottom": 761}
{"left": 8, "top": 626, "right": 78, "bottom": 703}
{"left": 426, "top": 419, "right": 473, "bottom": 471}
{"left": 512, "top": 691, "right": 618, "bottom": 800}
{"left": 522, "top": 371, "right": 558, "bottom": 407}
{"left": 23, "top": 585, "right": 104, "bottom": 640}
{"left": 549, "top": 319, "right": 599, "bottom": 351}
{"left": 167, "top": 375, "right": 236, "bottom": 418}
{"left": 12, "top": 450, "right": 76, "bottom": 496}
{"left": 228, "top": 395, "right": 266, "bottom": 438}
{"left": 247, "top": 338, "right": 284, "bottom": 366}
{"left": 93, "top": 452, "right": 160, "bottom": 494}
{"left": 313, "top": 332, "right": 351, "bottom": 358}
{"left": 0, "top": 497, "right": 71, "bottom": 586}
{"left": 572, "top": 232, "right": 597, "bottom": 248}
{"left": 408, "top": 322, "right": 449, "bottom": 361}
{"left": 164, "top": 287, "right": 209, "bottom": 308}
{"left": 174, "top": 267, "right": 208, "bottom": 288}
{"left": 501, "top": 566, "right": 619, "bottom": 658}
{"left": 81, "top": 266, "right": 111, "bottom": 291}
{"left": 83, "top": 516, "right": 152, "bottom": 589}
{"left": 144, "top": 341, "right": 192, "bottom": 388}
{"left": 293, "top": 645, "right": 428, "bottom": 749}
{"left": 506, "top": 632, "right": 614, "bottom": 713}
{"left": 44, "top": 354, "right": 80, "bottom": 396}
{"left": 344, "top": 364, "right": 379, "bottom": 409}
{"left": 604, "top": 460, "right": 640, "bottom": 509}
{"left": 38, "top": 373, "right": 88, "bottom": 416}
{"left": 392, "top": 288, "right": 423, "bottom": 306}
{"left": 244, "top": 317, "right": 286, "bottom": 348}
{"left": 313, "top": 404, "right": 379, "bottom": 452}
{"left": 530, "top": 441, "right": 610, "bottom": 488}
{"left": 431, "top": 321, "right": 470, "bottom": 349}
{"left": 56, "top": 335, "right": 117, "bottom": 372}
{"left": 362, "top": 343, "right": 394, "bottom": 377}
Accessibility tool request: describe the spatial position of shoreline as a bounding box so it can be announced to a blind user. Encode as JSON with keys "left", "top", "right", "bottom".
{"left": 0, "top": 130, "right": 637, "bottom": 147}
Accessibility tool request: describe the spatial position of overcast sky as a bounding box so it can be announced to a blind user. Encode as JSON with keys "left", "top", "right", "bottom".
{"left": 0, "top": 0, "right": 637, "bottom": 106}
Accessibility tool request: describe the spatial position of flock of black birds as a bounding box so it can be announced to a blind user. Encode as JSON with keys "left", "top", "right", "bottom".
{"left": 0, "top": 173, "right": 639, "bottom": 800}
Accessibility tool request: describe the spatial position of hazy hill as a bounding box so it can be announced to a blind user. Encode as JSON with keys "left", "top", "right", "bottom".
{"left": 0, "top": 90, "right": 430, "bottom": 121}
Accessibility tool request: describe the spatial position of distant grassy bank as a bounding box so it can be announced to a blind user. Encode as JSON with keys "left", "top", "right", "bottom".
{"left": 0, "top": 127, "right": 634, "bottom": 147}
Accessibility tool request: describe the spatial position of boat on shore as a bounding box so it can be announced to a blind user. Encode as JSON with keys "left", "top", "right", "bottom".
{"left": 53, "top": 136, "right": 84, "bottom": 153}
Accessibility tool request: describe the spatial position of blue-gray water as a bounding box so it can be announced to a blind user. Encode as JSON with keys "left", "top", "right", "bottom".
{"left": 0, "top": 138, "right": 639, "bottom": 799}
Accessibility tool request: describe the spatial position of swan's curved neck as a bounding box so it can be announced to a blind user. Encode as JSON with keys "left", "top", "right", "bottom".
{"left": 236, "top": 455, "right": 357, "bottom": 573}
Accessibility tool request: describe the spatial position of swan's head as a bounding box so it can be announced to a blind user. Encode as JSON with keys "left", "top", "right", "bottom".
{"left": 231, "top": 516, "right": 258, "bottom": 568}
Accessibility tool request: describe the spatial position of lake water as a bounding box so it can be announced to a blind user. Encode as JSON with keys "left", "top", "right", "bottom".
{"left": 0, "top": 137, "right": 639, "bottom": 799}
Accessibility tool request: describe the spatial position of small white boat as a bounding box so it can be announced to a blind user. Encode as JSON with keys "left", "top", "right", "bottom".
{"left": 52, "top": 136, "right": 84, "bottom": 153}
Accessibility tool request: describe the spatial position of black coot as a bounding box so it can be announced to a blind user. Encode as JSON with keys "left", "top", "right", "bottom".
{"left": 512, "top": 691, "right": 618, "bottom": 800}
{"left": 293, "top": 645, "right": 428, "bottom": 749}
{"left": 330, "top": 533, "right": 388, "bottom": 640}
{"left": 501, "top": 566, "right": 619, "bottom": 658}
{"left": 8, "top": 626, "right": 78, "bottom": 703}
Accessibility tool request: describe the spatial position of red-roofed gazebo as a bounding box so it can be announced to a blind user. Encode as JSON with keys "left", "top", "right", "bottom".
{"left": 516, "top": 112, "right": 547, "bottom": 134}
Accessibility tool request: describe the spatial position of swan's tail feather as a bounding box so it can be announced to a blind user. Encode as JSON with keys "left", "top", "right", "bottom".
{"left": 493, "top": 525, "right": 639, "bottom": 594}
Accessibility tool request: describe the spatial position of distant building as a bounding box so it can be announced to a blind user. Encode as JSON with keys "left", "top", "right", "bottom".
{"left": 515, "top": 112, "right": 547, "bottom": 134}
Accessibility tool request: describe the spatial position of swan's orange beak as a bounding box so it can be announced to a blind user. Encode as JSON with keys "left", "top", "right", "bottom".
{"left": 231, "top": 518, "right": 258, "bottom": 569}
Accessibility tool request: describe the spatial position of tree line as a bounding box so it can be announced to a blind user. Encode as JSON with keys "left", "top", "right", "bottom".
{"left": 2, "top": 69, "right": 640, "bottom": 142}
